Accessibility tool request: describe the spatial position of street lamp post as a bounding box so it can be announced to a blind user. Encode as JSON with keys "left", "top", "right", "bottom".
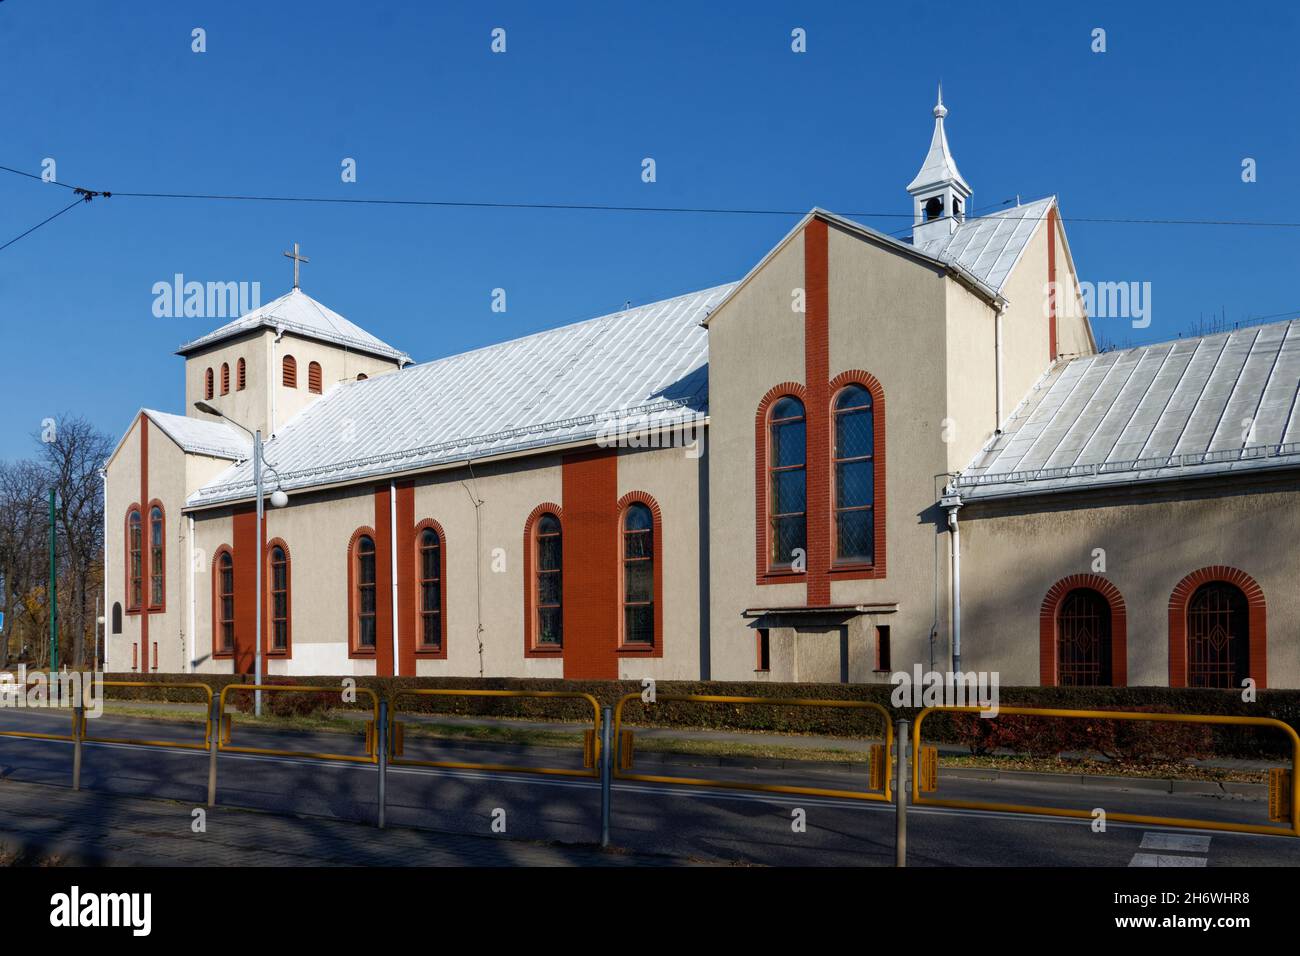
{"left": 194, "top": 402, "right": 287, "bottom": 717}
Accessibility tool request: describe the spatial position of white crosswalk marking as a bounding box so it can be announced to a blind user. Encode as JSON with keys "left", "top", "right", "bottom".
{"left": 1129, "top": 831, "right": 1211, "bottom": 866}
{"left": 1139, "top": 832, "right": 1212, "bottom": 853}
{"left": 1128, "top": 852, "right": 1207, "bottom": 867}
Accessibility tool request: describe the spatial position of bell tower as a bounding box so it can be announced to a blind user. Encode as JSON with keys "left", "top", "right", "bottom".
{"left": 907, "top": 85, "right": 972, "bottom": 247}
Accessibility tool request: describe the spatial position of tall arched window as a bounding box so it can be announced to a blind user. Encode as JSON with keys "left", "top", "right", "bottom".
{"left": 534, "top": 514, "right": 562, "bottom": 647}
{"left": 236, "top": 357, "right": 246, "bottom": 391}
{"left": 768, "top": 396, "right": 806, "bottom": 567}
{"left": 1056, "top": 588, "right": 1112, "bottom": 686}
{"left": 148, "top": 505, "right": 164, "bottom": 608}
{"left": 308, "top": 361, "right": 323, "bottom": 394}
{"left": 832, "top": 384, "right": 874, "bottom": 564}
{"left": 268, "top": 543, "right": 290, "bottom": 653}
{"left": 215, "top": 550, "right": 234, "bottom": 655}
{"left": 418, "top": 526, "right": 443, "bottom": 651}
{"left": 220, "top": 362, "right": 230, "bottom": 395}
{"left": 204, "top": 368, "right": 214, "bottom": 400}
{"left": 353, "top": 534, "right": 376, "bottom": 651}
{"left": 283, "top": 355, "right": 297, "bottom": 388}
{"left": 126, "top": 508, "right": 143, "bottom": 609}
{"left": 622, "top": 503, "right": 654, "bottom": 645}
{"left": 1187, "top": 582, "right": 1249, "bottom": 688}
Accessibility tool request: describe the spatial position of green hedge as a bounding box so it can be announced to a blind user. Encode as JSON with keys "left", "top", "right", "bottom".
{"left": 102, "top": 674, "right": 1299, "bottom": 758}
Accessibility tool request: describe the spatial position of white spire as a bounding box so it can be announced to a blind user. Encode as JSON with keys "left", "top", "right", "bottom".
{"left": 907, "top": 84, "right": 973, "bottom": 246}
{"left": 907, "top": 83, "right": 970, "bottom": 195}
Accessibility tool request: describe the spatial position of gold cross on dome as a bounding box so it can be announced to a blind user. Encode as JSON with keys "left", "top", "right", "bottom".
{"left": 283, "top": 242, "right": 310, "bottom": 289}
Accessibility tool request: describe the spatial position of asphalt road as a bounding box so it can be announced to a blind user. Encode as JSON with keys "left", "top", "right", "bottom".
{"left": 0, "top": 708, "right": 1296, "bottom": 866}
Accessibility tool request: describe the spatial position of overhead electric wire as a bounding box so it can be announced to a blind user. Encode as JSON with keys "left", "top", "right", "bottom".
{"left": 0, "top": 196, "right": 88, "bottom": 253}
{"left": 3, "top": 162, "right": 1300, "bottom": 228}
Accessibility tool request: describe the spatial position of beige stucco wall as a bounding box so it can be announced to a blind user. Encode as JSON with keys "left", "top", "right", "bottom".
{"left": 105, "top": 417, "right": 193, "bottom": 674}
{"left": 185, "top": 329, "right": 401, "bottom": 440}
{"left": 959, "top": 481, "right": 1300, "bottom": 686}
{"left": 706, "top": 221, "right": 975, "bottom": 682}
{"left": 184, "top": 330, "right": 274, "bottom": 436}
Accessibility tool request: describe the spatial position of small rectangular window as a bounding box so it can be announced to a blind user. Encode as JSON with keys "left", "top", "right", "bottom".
{"left": 875, "top": 625, "right": 891, "bottom": 672}
{"left": 756, "top": 628, "right": 770, "bottom": 672}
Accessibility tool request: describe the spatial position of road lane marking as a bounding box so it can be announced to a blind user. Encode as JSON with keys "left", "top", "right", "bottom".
{"left": 1140, "top": 832, "right": 1211, "bottom": 853}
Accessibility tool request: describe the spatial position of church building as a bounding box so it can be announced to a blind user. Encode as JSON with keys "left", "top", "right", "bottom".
{"left": 104, "top": 92, "right": 1300, "bottom": 688}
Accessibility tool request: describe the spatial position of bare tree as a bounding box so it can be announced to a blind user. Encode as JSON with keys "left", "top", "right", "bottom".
{"left": 0, "top": 461, "right": 45, "bottom": 669}
{"left": 37, "top": 416, "right": 111, "bottom": 669}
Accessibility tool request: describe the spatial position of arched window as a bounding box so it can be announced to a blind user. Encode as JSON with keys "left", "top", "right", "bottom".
{"left": 111, "top": 602, "right": 122, "bottom": 634}
{"left": 220, "top": 362, "right": 230, "bottom": 395}
{"left": 126, "top": 508, "right": 142, "bottom": 609}
{"left": 1056, "top": 588, "right": 1112, "bottom": 686}
{"left": 1187, "top": 582, "right": 1250, "bottom": 688}
{"left": 268, "top": 543, "right": 289, "bottom": 653}
{"left": 418, "top": 526, "right": 443, "bottom": 651}
{"left": 236, "top": 357, "right": 246, "bottom": 391}
{"left": 768, "top": 396, "right": 806, "bottom": 567}
{"left": 622, "top": 503, "right": 654, "bottom": 645}
{"left": 204, "top": 368, "right": 214, "bottom": 400}
{"left": 352, "top": 534, "right": 377, "bottom": 651}
{"left": 534, "top": 514, "right": 562, "bottom": 647}
{"left": 215, "top": 550, "right": 234, "bottom": 655}
{"left": 283, "top": 354, "right": 297, "bottom": 388}
{"left": 356, "top": 373, "right": 368, "bottom": 381}
{"left": 308, "top": 361, "right": 322, "bottom": 394}
{"left": 148, "top": 505, "right": 164, "bottom": 608}
{"left": 832, "top": 384, "right": 875, "bottom": 564}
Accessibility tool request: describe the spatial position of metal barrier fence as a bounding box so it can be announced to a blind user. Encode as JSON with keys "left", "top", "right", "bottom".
{"left": 612, "top": 693, "right": 894, "bottom": 802}
{"left": 83, "top": 681, "right": 214, "bottom": 751}
{"left": 387, "top": 688, "right": 602, "bottom": 779}
{"left": 4, "top": 682, "right": 1298, "bottom": 853}
{"left": 217, "top": 683, "right": 380, "bottom": 764}
{"left": 912, "top": 705, "right": 1300, "bottom": 838}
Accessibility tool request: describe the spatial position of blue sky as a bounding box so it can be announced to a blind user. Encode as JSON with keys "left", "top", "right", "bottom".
{"left": 1, "top": 0, "right": 1297, "bottom": 461}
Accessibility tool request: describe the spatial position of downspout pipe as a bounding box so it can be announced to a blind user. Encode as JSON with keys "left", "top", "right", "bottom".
{"left": 940, "top": 484, "right": 963, "bottom": 673}
{"left": 994, "top": 302, "right": 1006, "bottom": 429}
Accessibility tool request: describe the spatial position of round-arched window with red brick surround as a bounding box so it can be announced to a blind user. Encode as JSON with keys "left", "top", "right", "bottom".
{"left": 1039, "top": 574, "right": 1127, "bottom": 686}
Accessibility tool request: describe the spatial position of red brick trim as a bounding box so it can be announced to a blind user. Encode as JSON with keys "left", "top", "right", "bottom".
{"left": 561, "top": 449, "right": 620, "bottom": 678}
{"left": 1038, "top": 574, "right": 1127, "bottom": 687}
{"left": 211, "top": 545, "right": 236, "bottom": 660}
{"left": 1168, "top": 566, "right": 1267, "bottom": 689}
{"left": 827, "top": 370, "right": 887, "bottom": 581}
{"left": 145, "top": 499, "right": 167, "bottom": 613}
{"left": 347, "top": 525, "right": 379, "bottom": 660}
{"left": 1047, "top": 205, "right": 1058, "bottom": 361}
{"left": 523, "top": 503, "right": 564, "bottom": 659}
{"left": 755, "top": 381, "right": 809, "bottom": 586}
{"left": 373, "top": 486, "right": 395, "bottom": 677}
{"left": 412, "top": 518, "right": 448, "bottom": 660}
{"left": 263, "top": 537, "right": 292, "bottom": 659}
{"left": 139, "top": 414, "right": 149, "bottom": 671}
{"left": 804, "top": 218, "right": 831, "bottom": 606}
{"left": 231, "top": 505, "right": 256, "bottom": 673}
{"left": 393, "top": 482, "right": 418, "bottom": 674}
{"left": 615, "top": 491, "right": 664, "bottom": 657}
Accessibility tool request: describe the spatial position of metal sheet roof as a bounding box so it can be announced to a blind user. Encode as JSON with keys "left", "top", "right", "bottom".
{"left": 177, "top": 289, "right": 411, "bottom": 364}
{"left": 144, "top": 409, "right": 250, "bottom": 460}
{"left": 957, "top": 319, "right": 1300, "bottom": 499}
{"left": 914, "top": 197, "right": 1052, "bottom": 293}
{"left": 187, "top": 284, "right": 732, "bottom": 506}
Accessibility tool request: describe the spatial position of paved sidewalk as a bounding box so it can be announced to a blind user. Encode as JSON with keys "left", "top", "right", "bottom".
{"left": 0, "top": 778, "right": 690, "bottom": 867}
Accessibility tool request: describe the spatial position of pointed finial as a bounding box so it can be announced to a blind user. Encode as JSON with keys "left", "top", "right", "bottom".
{"left": 934, "top": 82, "right": 947, "bottom": 119}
